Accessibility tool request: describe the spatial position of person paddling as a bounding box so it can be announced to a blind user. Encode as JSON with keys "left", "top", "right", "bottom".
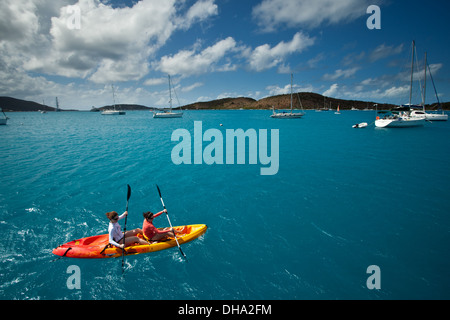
{"left": 142, "top": 210, "right": 181, "bottom": 243}
{"left": 106, "top": 211, "right": 148, "bottom": 249}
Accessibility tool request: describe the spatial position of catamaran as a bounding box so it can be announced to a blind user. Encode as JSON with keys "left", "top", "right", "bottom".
{"left": 375, "top": 41, "right": 425, "bottom": 128}
{"left": 410, "top": 52, "right": 447, "bottom": 121}
{"left": 271, "top": 74, "right": 305, "bottom": 119}
{"left": 153, "top": 75, "right": 183, "bottom": 118}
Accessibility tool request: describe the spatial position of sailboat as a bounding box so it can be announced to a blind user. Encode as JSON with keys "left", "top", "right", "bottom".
{"left": 153, "top": 75, "right": 183, "bottom": 118}
{"left": 410, "top": 52, "right": 447, "bottom": 121}
{"left": 335, "top": 105, "right": 341, "bottom": 114}
{"left": 271, "top": 74, "right": 305, "bottom": 119}
{"left": 55, "top": 97, "right": 61, "bottom": 112}
{"left": 102, "top": 85, "right": 126, "bottom": 115}
{"left": 375, "top": 41, "right": 425, "bottom": 128}
{"left": 0, "top": 108, "right": 8, "bottom": 125}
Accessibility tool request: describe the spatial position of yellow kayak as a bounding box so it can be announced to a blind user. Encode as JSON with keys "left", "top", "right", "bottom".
{"left": 52, "top": 224, "right": 207, "bottom": 259}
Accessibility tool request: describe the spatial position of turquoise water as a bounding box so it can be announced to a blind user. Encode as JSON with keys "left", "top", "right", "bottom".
{"left": 1, "top": 110, "right": 450, "bottom": 300}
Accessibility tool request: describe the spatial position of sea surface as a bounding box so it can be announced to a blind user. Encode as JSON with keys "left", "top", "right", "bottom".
{"left": 1, "top": 110, "right": 449, "bottom": 300}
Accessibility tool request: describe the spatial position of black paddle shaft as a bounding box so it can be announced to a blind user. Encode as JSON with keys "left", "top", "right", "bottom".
{"left": 156, "top": 185, "right": 187, "bottom": 260}
{"left": 122, "top": 184, "right": 131, "bottom": 274}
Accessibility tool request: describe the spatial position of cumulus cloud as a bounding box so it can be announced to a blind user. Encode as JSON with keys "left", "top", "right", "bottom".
{"left": 156, "top": 31, "right": 315, "bottom": 76}
{"left": 252, "top": 0, "right": 373, "bottom": 31}
{"left": 182, "top": 0, "right": 218, "bottom": 28}
{"left": 323, "top": 83, "right": 339, "bottom": 97}
{"left": 156, "top": 37, "right": 237, "bottom": 76}
{"left": 0, "top": 0, "right": 219, "bottom": 84}
{"left": 342, "top": 85, "right": 410, "bottom": 102}
{"left": 267, "top": 82, "right": 315, "bottom": 96}
{"left": 247, "top": 32, "right": 315, "bottom": 72}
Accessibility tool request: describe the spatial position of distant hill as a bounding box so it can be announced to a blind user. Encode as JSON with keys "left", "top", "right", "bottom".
{"left": 0, "top": 96, "right": 57, "bottom": 112}
{"left": 182, "top": 93, "right": 394, "bottom": 110}
{"left": 182, "top": 97, "right": 257, "bottom": 110}
{"left": 0, "top": 97, "right": 153, "bottom": 112}
{"left": 1, "top": 95, "right": 448, "bottom": 112}
{"left": 182, "top": 92, "right": 449, "bottom": 111}
{"left": 92, "top": 104, "right": 153, "bottom": 112}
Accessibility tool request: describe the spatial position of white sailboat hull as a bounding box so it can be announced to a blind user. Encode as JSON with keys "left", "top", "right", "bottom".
{"left": 101, "top": 110, "right": 126, "bottom": 115}
{"left": 426, "top": 113, "right": 448, "bottom": 121}
{"left": 375, "top": 118, "right": 425, "bottom": 128}
{"left": 0, "top": 118, "right": 7, "bottom": 125}
{"left": 153, "top": 112, "right": 183, "bottom": 118}
{"left": 271, "top": 112, "right": 304, "bottom": 119}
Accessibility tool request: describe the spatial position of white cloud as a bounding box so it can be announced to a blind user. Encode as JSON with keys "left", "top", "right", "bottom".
{"left": 252, "top": 0, "right": 372, "bottom": 31}
{"left": 0, "top": 0, "right": 39, "bottom": 42}
{"left": 340, "top": 83, "right": 411, "bottom": 101}
{"left": 369, "top": 43, "right": 404, "bottom": 62}
{"left": 267, "top": 81, "right": 315, "bottom": 96}
{"left": 182, "top": 82, "right": 204, "bottom": 92}
{"left": 182, "top": 0, "right": 218, "bottom": 28}
{"left": 144, "top": 77, "right": 167, "bottom": 86}
{"left": 156, "top": 37, "right": 237, "bottom": 76}
{"left": 1, "top": 0, "right": 219, "bottom": 85}
{"left": 323, "top": 83, "right": 339, "bottom": 97}
{"left": 48, "top": 0, "right": 178, "bottom": 82}
{"left": 382, "top": 85, "right": 409, "bottom": 98}
{"left": 247, "top": 32, "right": 314, "bottom": 72}
{"left": 323, "top": 67, "right": 359, "bottom": 81}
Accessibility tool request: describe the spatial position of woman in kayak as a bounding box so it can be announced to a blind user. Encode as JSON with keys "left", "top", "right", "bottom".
{"left": 142, "top": 210, "right": 180, "bottom": 242}
{"left": 106, "top": 211, "right": 149, "bottom": 249}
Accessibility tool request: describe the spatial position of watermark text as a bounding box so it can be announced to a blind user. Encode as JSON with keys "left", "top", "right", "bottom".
{"left": 366, "top": 5, "right": 381, "bottom": 30}
{"left": 66, "top": 265, "right": 81, "bottom": 290}
{"left": 366, "top": 265, "right": 381, "bottom": 290}
{"left": 171, "top": 121, "right": 279, "bottom": 175}
{"left": 66, "top": 5, "right": 81, "bottom": 30}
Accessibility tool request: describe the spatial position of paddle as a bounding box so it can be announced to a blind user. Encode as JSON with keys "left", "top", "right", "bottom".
{"left": 156, "top": 184, "right": 187, "bottom": 261}
{"left": 121, "top": 184, "right": 131, "bottom": 274}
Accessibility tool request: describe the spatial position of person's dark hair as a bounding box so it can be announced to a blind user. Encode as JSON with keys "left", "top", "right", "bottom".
{"left": 143, "top": 211, "right": 154, "bottom": 220}
{"left": 106, "top": 211, "right": 118, "bottom": 220}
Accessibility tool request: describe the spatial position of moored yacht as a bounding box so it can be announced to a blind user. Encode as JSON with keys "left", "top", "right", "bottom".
{"left": 375, "top": 41, "right": 426, "bottom": 128}
{"left": 271, "top": 74, "right": 305, "bottom": 119}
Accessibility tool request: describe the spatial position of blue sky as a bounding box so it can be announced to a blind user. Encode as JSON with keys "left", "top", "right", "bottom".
{"left": 1, "top": 0, "right": 449, "bottom": 110}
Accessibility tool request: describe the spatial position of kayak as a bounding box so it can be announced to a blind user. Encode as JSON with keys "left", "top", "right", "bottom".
{"left": 52, "top": 224, "right": 207, "bottom": 259}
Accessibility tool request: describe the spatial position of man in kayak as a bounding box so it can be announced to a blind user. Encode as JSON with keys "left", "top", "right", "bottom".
{"left": 106, "top": 211, "right": 149, "bottom": 248}
{"left": 142, "top": 210, "right": 180, "bottom": 243}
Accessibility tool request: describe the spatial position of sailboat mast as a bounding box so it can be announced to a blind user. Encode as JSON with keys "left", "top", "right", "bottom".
{"left": 422, "top": 52, "right": 427, "bottom": 110}
{"left": 427, "top": 61, "right": 442, "bottom": 111}
{"left": 409, "top": 40, "right": 415, "bottom": 107}
{"left": 290, "top": 73, "right": 293, "bottom": 113}
{"left": 168, "top": 74, "right": 173, "bottom": 112}
{"left": 112, "top": 85, "right": 117, "bottom": 111}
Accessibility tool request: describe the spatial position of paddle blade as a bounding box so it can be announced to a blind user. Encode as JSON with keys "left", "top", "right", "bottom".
{"left": 156, "top": 184, "right": 162, "bottom": 198}
{"left": 127, "top": 184, "right": 131, "bottom": 201}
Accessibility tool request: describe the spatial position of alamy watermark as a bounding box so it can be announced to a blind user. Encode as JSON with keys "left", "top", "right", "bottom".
{"left": 366, "top": 5, "right": 381, "bottom": 30}
{"left": 64, "top": 263, "right": 380, "bottom": 292}
{"left": 366, "top": 265, "right": 381, "bottom": 290}
{"left": 66, "top": 265, "right": 81, "bottom": 290}
{"left": 66, "top": 5, "right": 81, "bottom": 30}
{"left": 171, "top": 121, "right": 279, "bottom": 176}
